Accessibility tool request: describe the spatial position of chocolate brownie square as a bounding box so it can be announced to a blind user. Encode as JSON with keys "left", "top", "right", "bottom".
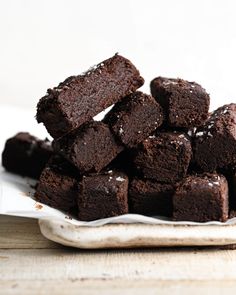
{"left": 150, "top": 77, "right": 210, "bottom": 128}
{"left": 103, "top": 91, "right": 163, "bottom": 148}
{"left": 132, "top": 132, "right": 192, "bottom": 183}
{"left": 53, "top": 121, "right": 124, "bottom": 173}
{"left": 129, "top": 178, "right": 175, "bottom": 216}
{"left": 173, "top": 173, "right": 229, "bottom": 222}
{"left": 2, "top": 132, "right": 53, "bottom": 179}
{"left": 36, "top": 54, "right": 144, "bottom": 138}
{"left": 78, "top": 171, "right": 129, "bottom": 221}
{"left": 194, "top": 104, "right": 236, "bottom": 172}
{"left": 34, "top": 156, "right": 79, "bottom": 213}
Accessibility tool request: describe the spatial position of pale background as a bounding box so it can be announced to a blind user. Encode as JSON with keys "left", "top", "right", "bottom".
{"left": 0, "top": 0, "right": 236, "bottom": 112}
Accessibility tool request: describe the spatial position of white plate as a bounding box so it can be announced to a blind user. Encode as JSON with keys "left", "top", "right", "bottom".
{"left": 39, "top": 218, "right": 236, "bottom": 249}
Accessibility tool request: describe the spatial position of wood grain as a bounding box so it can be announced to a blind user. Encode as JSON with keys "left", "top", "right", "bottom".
{"left": 1, "top": 280, "right": 236, "bottom": 295}
{"left": 1, "top": 215, "right": 236, "bottom": 294}
{"left": 0, "top": 215, "right": 60, "bottom": 249}
{"left": 1, "top": 248, "right": 236, "bottom": 281}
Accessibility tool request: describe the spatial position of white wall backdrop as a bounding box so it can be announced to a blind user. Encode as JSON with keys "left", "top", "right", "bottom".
{"left": 0, "top": 0, "right": 236, "bottom": 111}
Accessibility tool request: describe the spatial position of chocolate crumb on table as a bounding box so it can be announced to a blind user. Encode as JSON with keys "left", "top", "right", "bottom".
{"left": 173, "top": 173, "right": 229, "bottom": 222}
{"left": 36, "top": 54, "right": 144, "bottom": 138}
{"left": 103, "top": 91, "right": 163, "bottom": 148}
{"left": 150, "top": 77, "right": 210, "bottom": 128}
{"left": 194, "top": 103, "right": 236, "bottom": 172}
{"left": 2, "top": 132, "right": 53, "bottom": 179}
{"left": 35, "top": 203, "right": 43, "bottom": 210}
{"left": 129, "top": 178, "right": 175, "bottom": 217}
{"left": 34, "top": 155, "right": 80, "bottom": 213}
{"left": 132, "top": 132, "right": 192, "bottom": 183}
{"left": 53, "top": 121, "right": 124, "bottom": 173}
{"left": 78, "top": 171, "right": 129, "bottom": 221}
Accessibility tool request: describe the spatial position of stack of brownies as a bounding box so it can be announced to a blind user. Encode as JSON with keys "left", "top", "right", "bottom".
{"left": 2, "top": 54, "right": 236, "bottom": 222}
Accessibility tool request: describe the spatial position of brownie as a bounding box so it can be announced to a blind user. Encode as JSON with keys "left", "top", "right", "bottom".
{"left": 78, "top": 171, "right": 129, "bottom": 221}
{"left": 34, "top": 156, "right": 79, "bottom": 213}
{"left": 150, "top": 77, "right": 210, "bottom": 128}
{"left": 36, "top": 54, "right": 144, "bottom": 138}
{"left": 173, "top": 173, "right": 229, "bottom": 222}
{"left": 132, "top": 132, "right": 192, "bottom": 183}
{"left": 194, "top": 104, "right": 236, "bottom": 172}
{"left": 129, "top": 178, "right": 175, "bottom": 217}
{"left": 103, "top": 91, "right": 163, "bottom": 148}
{"left": 53, "top": 121, "right": 124, "bottom": 173}
{"left": 225, "top": 167, "right": 236, "bottom": 210}
{"left": 2, "top": 132, "right": 53, "bottom": 179}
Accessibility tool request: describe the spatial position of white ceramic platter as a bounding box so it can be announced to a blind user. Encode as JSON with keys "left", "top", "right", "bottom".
{"left": 38, "top": 218, "right": 236, "bottom": 249}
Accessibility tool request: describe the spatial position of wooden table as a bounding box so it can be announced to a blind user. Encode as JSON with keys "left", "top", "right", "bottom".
{"left": 1, "top": 215, "right": 236, "bottom": 294}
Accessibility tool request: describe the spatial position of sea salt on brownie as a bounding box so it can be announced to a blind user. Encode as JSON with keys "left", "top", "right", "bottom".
{"left": 36, "top": 54, "right": 144, "bottom": 138}
{"left": 194, "top": 104, "right": 236, "bottom": 172}
{"left": 150, "top": 77, "right": 210, "bottom": 128}
{"left": 132, "top": 132, "right": 192, "bottom": 183}
{"left": 173, "top": 173, "right": 229, "bottom": 222}
{"left": 78, "top": 171, "right": 129, "bottom": 221}
{"left": 103, "top": 91, "right": 163, "bottom": 148}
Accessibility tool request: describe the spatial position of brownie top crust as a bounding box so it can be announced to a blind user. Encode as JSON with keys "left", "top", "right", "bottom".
{"left": 133, "top": 131, "right": 192, "bottom": 183}
{"left": 150, "top": 77, "right": 210, "bottom": 128}
{"left": 80, "top": 170, "right": 129, "bottom": 193}
{"left": 179, "top": 173, "right": 227, "bottom": 191}
{"left": 11, "top": 132, "right": 52, "bottom": 151}
{"left": 195, "top": 103, "right": 236, "bottom": 140}
{"left": 103, "top": 91, "right": 163, "bottom": 147}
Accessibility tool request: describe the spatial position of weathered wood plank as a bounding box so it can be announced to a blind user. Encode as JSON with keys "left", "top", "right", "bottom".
{"left": 0, "top": 215, "right": 60, "bottom": 249}
{"left": 1, "top": 279, "right": 236, "bottom": 295}
{"left": 1, "top": 248, "right": 236, "bottom": 281}
{"left": 1, "top": 215, "right": 236, "bottom": 294}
